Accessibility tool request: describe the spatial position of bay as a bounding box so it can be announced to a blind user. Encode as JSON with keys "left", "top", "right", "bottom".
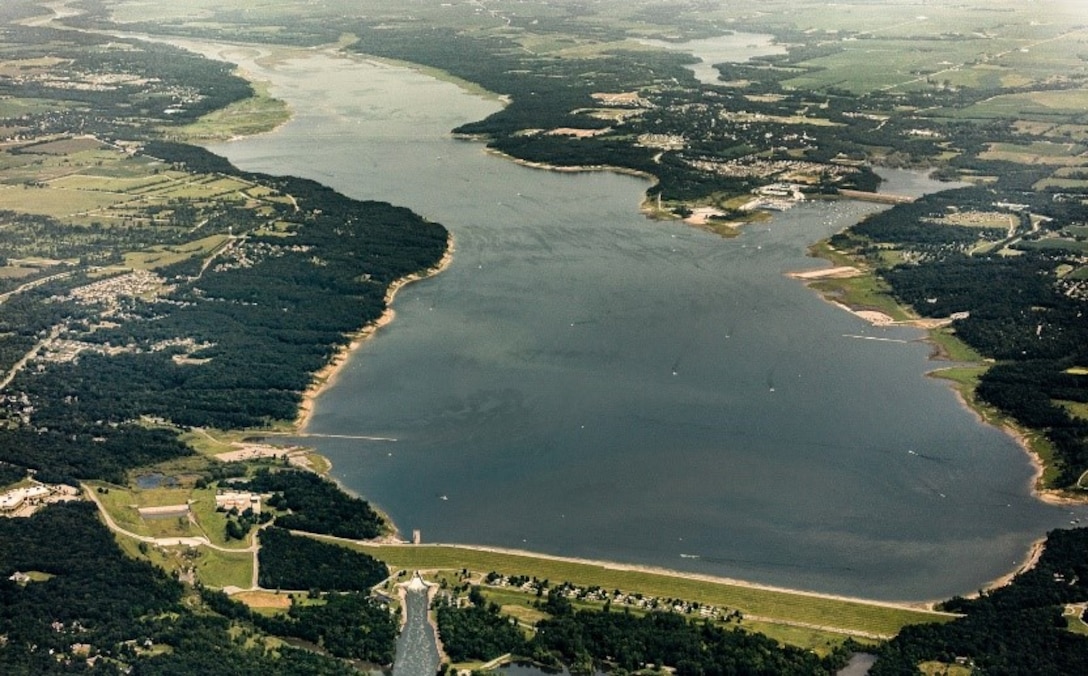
{"left": 636, "top": 33, "right": 787, "bottom": 84}
{"left": 190, "top": 45, "right": 1083, "bottom": 601}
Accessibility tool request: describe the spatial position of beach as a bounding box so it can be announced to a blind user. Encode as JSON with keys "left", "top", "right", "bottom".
{"left": 198, "top": 38, "right": 1075, "bottom": 602}
{"left": 294, "top": 239, "right": 455, "bottom": 432}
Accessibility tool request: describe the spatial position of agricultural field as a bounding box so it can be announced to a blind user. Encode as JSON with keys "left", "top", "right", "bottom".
{"left": 982, "top": 141, "right": 1087, "bottom": 166}
{"left": 0, "top": 132, "right": 291, "bottom": 274}
{"left": 0, "top": 25, "right": 300, "bottom": 283}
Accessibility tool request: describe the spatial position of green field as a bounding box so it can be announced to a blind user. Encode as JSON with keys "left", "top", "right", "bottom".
{"left": 87, "top": 480, "right": 253, "bottom": 551}
{"left": 109, "top": 524, "right": 251, "bottom": 589}
{"left": 350, "top": 543, "right": 953, "bottom": 638}
{"left": 166, "top": 79, "right": 289, "bottom": 142}
{"left": 926, "top": 328, "right": 984, "bottom": 363}
{"left": 808, "top": 273, "right": 914, "bottom": 321}
{"left": 1059, "top": 400, "right": 1088, "bottom": 422}
{"left": 124, "top": 234, "right": 232, "bottom": 270}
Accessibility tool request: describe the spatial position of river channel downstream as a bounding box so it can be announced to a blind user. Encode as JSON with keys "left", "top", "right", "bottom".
{"left": 154, "top": 40, "right": 1088, "bottom": 603}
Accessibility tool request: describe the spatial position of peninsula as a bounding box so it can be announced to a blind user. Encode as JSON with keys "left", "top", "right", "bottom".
{"left": 1, "top": 1, "right": 1087, "bottom": 675}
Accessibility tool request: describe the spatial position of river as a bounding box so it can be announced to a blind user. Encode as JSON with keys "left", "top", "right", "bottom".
{"left": 392, "top": 579, "right": 440, "bottom": 676}
{"left": 637, "top": 33, "right": 786, "bottom": 84}
{"left": 170, "top": 42, "right": 1085, "bottom": 603}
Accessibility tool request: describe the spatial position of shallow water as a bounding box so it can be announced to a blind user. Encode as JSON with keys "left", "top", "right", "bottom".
{"left": 392, "top": 586, "right": 439, "bottom": 676}
{"left": 637, "top": 32, "right": 787, "bottom": 84}
{"left": 179, "top": 45, "right": 1087, "bottom": 602}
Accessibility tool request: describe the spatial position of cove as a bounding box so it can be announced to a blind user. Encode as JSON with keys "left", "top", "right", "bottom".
{"left": 636, "top": 33, "right": 787, "bottom": 85}
{"left": 184, "top": 44, "right": 1084, "bottom": 601}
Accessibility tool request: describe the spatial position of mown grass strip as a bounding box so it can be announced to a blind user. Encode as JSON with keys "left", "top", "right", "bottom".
{"left": 346, "top": 543, "right": 953, "bottom": 637}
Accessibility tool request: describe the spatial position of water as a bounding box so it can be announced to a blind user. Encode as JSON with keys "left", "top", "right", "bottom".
{"left": 636, "top": 33, "right": 787, "bottom": 84}
{"left": 837, "top": 653, "right": 878, "bottom": 676}
{"left": 392, "top": 584, "right": 440, "bottom": 676}
{"left": 175, "top": 45, "right": 1083, "bottom": 603}
{"left": 133, "top": 472, "right": 176, "bottom": 489}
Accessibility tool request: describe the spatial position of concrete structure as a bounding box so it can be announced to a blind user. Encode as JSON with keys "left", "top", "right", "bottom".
{"left": 0, "top": 485, "right": 49, "bottom": 512}
{"left": 137, "top": 503, "right": 190, "bottom": 519}
{"left": 215, "top": 490, "right": 261, "bottom": 514}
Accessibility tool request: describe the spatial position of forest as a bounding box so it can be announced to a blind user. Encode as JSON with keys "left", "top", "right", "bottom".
{"left": 240, "top": 468, "right": 385, "bottom": 540}
{"left": 0, "top": 503, "right": 358, "bottom": 674}
{"left": 0, "top": 140, "right": 447, "bottom": 481}
{"left": 257, "top": 528, "right": 389, "bottom": 593}
{"left": 435, "top": 583, "right": 853, "bottom": 675}
{"left": 435, "top": 586, "right": 527, "bottom": 664}
{"left": 201, "top": 588, "right": 397, "bottom": 665}
{"left": 872, "top": 528, "right": 1088, "bottom": 674}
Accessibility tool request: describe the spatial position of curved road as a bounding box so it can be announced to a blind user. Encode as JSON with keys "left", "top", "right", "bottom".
{"left": 81, "top": 483, "right": 263, "bottom": 590}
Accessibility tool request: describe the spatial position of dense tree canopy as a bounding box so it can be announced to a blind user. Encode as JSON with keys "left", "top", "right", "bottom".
{"left": 257, "top": 528, "right": 389, "bottom": 592}
{"left": 873, "top": 528, "right": 1088, "bottom": 675}
{"left": 242, "top": 468, "right": 385, "bottom": 540}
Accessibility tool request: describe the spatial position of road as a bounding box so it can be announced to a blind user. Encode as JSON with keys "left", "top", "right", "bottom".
{"left": 82, "top": 483, "right": 265, "bottom": 590}
{"left": 0, "top": 271, "right": 75, "bottom": 305}
{"left": 0, "top": 324, "right": 63, "bottom": 392}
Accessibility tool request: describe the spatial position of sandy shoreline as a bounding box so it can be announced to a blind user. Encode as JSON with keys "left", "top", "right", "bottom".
{"left": 366, "top": 541, "right": 956, "bottom": 613}
{"left": 981, "top": 537, "right": 1046, "bottom": 594}
{"left": 174, "top": 36, "right": 1071, "bottom": 616}
{"left": 293, "top": 239, "right": 455, "bottom": 432}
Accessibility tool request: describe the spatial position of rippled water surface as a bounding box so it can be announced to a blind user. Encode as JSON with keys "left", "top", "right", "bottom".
{"left": 392, "top": 586, "right": 439, "bottom": 676}
{"left": 182, "top": 44, "right": 1085, "bottom": 601}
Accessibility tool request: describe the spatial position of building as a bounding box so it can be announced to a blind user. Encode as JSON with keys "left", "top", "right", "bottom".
{"left": 215, "top": 490, "right": 261, "bottom": 514}
{"left": 0, "top": 485, "right": 50, "bottom": 513}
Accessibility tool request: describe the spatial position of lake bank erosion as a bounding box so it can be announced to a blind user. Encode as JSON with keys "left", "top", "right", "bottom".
{"left": 190, "top": 38, "right": 1082, "bottom": 602}
{"left": 788, "top": 170, "right": 1088, "bottom": 510}
{"left": 295, "top": 240, "right": 455, "bottom": 432}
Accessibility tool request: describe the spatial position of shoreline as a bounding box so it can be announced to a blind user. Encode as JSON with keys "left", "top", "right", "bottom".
{"left": 928, "top": 360, "right": 1086, "bottom": 508}
{"left": 478, "top": 145, "right": 705, "bottom": 226}
{"left": 789, "top": 244, "right": 1085, "bottom": 596}
{"left": 160, "top": 34, "right": 1068, "bottom": 619}
{"left": 293, "top": 238, "right": 455, "bottom": 433}
{"left": 979, "top": 536, "right": 1047, "bottom": 595}
{"left": 364, "top": 541, "right": 957, "bottom": 613}
{"left": 790, "top": 250, "right": 1087, "bottom": 508}
{"left": 479, "top": 146, "right": 657, "bottom": 182}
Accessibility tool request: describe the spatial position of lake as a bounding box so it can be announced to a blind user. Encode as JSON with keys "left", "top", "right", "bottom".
{"left": 637, "top": 33, "right": 786, "bottom": 84}
{"left": 183, "top": 42, "right": 1084, "bottom": 602}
